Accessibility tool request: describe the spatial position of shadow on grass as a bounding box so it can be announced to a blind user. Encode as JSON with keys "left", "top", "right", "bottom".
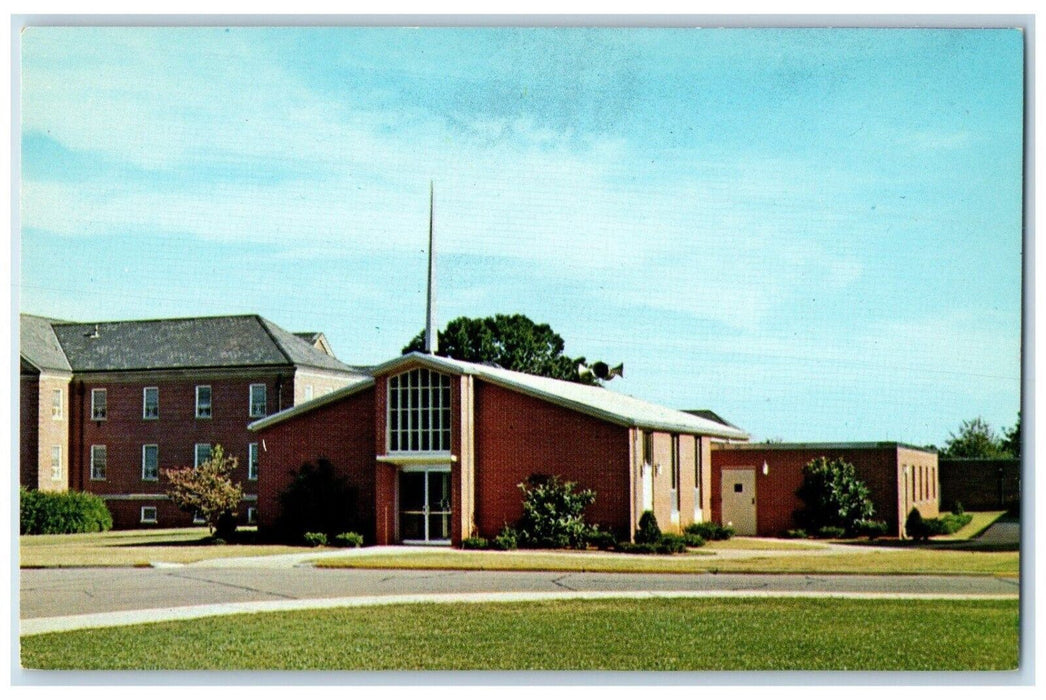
{"left": 833, "top": 539, "right": 1019, "bottom": 553}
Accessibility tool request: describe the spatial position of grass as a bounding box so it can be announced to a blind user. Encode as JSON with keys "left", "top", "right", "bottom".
{"left": 705, "top": 537, "right": 826, "bottom": 551}
{"left": 19, "top": 528, "right": 313, "bottom": 568}
{"left": 20, "top": 597, "right": 1018, "bottom": 671}
{"left": 316, "top": 546, "right": 1019, "bottom": 576}
{"left": 938, "top": 511, "right": 1007, "bottom": 540}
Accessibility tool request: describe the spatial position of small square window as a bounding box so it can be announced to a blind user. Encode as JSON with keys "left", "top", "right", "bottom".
{"left": 249, "top": 383, "right": 267, "bottom": 418}
{"left": 734, "top": 483, "right": 744, "bottom": 493}
{"left": 141, "top": 506, "right": 158, "bottom": 524}
{"left": 196, "top": 386, "right": 212, "bottom": 419}
{"left": 91, "top": 389, "right": 107, "bottom": 421}
{"left": 143, "top": 387, "right": 159, "bottom": 419}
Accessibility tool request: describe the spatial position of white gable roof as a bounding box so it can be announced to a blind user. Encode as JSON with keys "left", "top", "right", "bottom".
{"left": 372, "top": 353, "right": 749, "bottom": 439}
{"left": 252, "top": 352, "right": 748, "bottom": 439}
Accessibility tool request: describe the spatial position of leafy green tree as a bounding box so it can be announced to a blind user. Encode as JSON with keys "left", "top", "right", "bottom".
{"left": 795, "top": 457, "right": 875, "bottom": 535}
{"left": 942, "top": 417, "right": 1006, "bottom": 458}
{"left": 403, "top": 314, "right": 610, "bottom": 384}
{"left": 515, "top": 474, "right": 596, "bottom": 549}
{"left": 1001, "top": 413, "right": 1021, "bottom": 459}
{"left": 163, "top": 444, "right": 243, "bottom": 539}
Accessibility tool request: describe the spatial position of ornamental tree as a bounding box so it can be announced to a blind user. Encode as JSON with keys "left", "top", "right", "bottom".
{"left": 794, "top": 456, "right": 875, "bottom": 536}
{"left": 163, "top": 444, "right": 242, "bottom": 539}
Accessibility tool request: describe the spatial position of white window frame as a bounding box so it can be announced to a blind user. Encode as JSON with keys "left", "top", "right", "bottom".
{"left": 51, "top": 388, "right": 63, "bottom": 419}
{"left": 387, "top": 368, "right": 452, "bottom": 453}
{"left": 143, "top": 387, "right": 159, "bottom": 419}
{"left": 140, "top": 506, "right": 158, "bottom": 524}
{"left": 91, "top": 388, "right": 107, "bottom": 421}
{"left": 90, "top": 445, "right": 107, "bottom": 480}
{"left": 246, "top": 507, "right": 257, "bottom": 525}
{"left": 194, "top": 443, "right": 212, "bottom": 468}
{"left": 248, "top": 442, "right": 259, "bottom": 481}
{"left": 50, "top": 445, "right": 62, "bottom": 481}
{"left": 195, "top": 385, "right": 212, "bottom": 419}
{"left": 670, "top": 434, "right": 680, "bottom": 521}
{"left": 142, "top": 444, "right": 159, "bottom": 481}
{"left": 249, "top": 383, "right": 267, "bottom": 418}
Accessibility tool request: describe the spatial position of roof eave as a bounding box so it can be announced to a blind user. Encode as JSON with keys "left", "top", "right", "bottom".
{"left": 249, "top": 378, "right": 376, "bottom": 431}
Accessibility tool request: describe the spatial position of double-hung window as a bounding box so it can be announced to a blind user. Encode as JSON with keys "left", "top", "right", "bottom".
{"left": 90, "top": 445, "right": 107, "bottom": 480}
{"left": 51, "top": 389, "right": 63, "bottom": 419}
{"left": 248, "top": 443, "right": 259, "bottom": 480}
{"left": 194, "top": 443, "right": 212, "bottom": 468}
{"left": 195, "top": 386, "right": 212, "bottom": 419}
{"left": 143, "top": 387, "right": 159, "bottom": 419}
{"left": 249, "top": 384, "right": 267, "bottom": 418}
{"left": 91, "top": 388, "right": 107, "bottom": 421}
{"left": 246, "top": 507, "right": 257, "bottom": 525}
{"left": 142, "top": 444, "right": 159, "bottom": 481}
{"left": 50, "top": 445, "right": 62, "bottom": 481}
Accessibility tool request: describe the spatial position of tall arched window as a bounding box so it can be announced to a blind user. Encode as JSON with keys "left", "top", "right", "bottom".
{"left": 388, "top": 368, "right": 452, "bottom": 452}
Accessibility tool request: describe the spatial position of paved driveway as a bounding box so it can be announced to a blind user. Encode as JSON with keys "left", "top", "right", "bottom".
{"left": 21, "top": 566, "right": 1019, "bottom": 621}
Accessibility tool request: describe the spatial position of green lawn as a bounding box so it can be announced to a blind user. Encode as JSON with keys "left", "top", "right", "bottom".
{"left": 21, "top": 597, "right": 1019, "bottom": 671}
{"left": 19, "top": 528, "right": 313, "bottom": 567}
{"left": 316, "top": 547, "right": 1019, "bottom": 576}
{"left": 939, "top": 511, "right": 1008, "bottom": 540}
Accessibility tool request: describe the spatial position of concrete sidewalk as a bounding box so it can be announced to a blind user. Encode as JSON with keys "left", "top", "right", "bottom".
{"left": 19, "top": 587, "right": 1019, "bottom": 637}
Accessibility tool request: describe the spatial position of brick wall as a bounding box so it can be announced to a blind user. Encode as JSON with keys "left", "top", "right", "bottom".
{"left": 939, "top": 458, "right": 1020, "bottom": 511}
{"left": 20, "top": 371, "right": 71, "bottom": 492}
{"left": 472, "top": 381, "right": 632, "bottom": 539}
{"left": 254, "top": 386, "right": 376, "bottom": 540}
{"left": 20, "top": 373, "right": 39, "bottom": 489}
{"left": 69, "top": 371, "right": 292, "bottom": 529}
{"left": 712, "top": 445, "right": 935, "bottom": 537}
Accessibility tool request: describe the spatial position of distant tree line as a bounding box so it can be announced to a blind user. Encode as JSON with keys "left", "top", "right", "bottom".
{"left": 934, "top": 413, "right": 1021, "bottom": 459}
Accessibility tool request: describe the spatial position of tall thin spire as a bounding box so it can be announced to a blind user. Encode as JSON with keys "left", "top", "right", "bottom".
{"left": 424, "top": 181, "right": 438, "bottom": 354}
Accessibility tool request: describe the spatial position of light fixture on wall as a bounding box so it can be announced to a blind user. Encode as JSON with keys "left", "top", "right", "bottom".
{"left": 762, "top": 461, "right": 769, "bottom": 476}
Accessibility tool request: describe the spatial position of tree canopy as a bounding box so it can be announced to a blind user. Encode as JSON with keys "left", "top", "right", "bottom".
{"left": 942, "top": 416, "right": 1012, "bottom": 459}
{"left": 403, "top": 314, "right": 612, "bottom": 384}
{"left": 163, "top": 444, "right": 242, "bottom": 539}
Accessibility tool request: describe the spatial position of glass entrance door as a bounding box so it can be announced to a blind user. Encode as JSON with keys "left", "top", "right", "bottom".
{"left": 399, "top": 467, "right": 451, "bottom": 544}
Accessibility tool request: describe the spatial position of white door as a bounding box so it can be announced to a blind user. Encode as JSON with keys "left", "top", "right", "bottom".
{"left": 721, "top": 469, "right": 757, "bottom": 535}
{"left": 642, "top": 463, "right": 653, "bottom": 512}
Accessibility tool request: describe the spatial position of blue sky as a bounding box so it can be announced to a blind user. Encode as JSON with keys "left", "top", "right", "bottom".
{"left": 18, "top": 27, "right": 1024, "bottom": 445}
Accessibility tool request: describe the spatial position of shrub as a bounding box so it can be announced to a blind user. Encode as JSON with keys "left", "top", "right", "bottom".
{"left": 20, "top": 487, "right": 113, "bottom": 535}
{"left": 492, "top": 526, "right": 519, "bottom": 551}
{"left": 795, "top": 456, "right": 875, "bottom": 536}
{"left": 515, "top": 474, "right": 596, "bottom": 549}
{"left": 682, "top": 532, "right": 706, "bottom": 548}
{"left": 815, "top": 526, "right": 846, "bottom": 539}
{"left": 303, "top": 532, "right": 328, "bottom": 547}
{"left": 461, "top": 536, "right": 489, "bottom": 550}
{"left": 274, "top": 459, "right": 362, "bottom": 544}
{"left": 586, "top": 528, "right": 617, "bottom": 551}
{"left": 855, "top": 519, "right": 888, "bottom": 540}
{"left": 941, "top": 513, "right": 973, "bottom": 532}
{"left": 333, "top": 532, "right": 364, "bottom": 548}
{"left": 209, "top": 537, "right": 227, "bottom": 546}
{"left": 784, "top": 529, "right": 808, "bottom": 539}
{"left": 615, "top": 541, "right": 660, "bottom": 554}
{"left": 905, "top": 508, "right": 927, "bottom": 540}
{"left": 656, "top": 533, "right": 688, "bottom": 553}
{"left": 684, "top": 521, "right": 734, "bottom": 541}
{"left": 635, "top": 510, "right": 662, "bottom": 544}
{"left": 953, "top": 501, "right": 965, "bottom": 516}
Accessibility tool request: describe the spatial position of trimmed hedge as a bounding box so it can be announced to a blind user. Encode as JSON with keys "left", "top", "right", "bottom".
{"left": 461, "top": 537, "right": 489, "bottom": 550}
{"left": 20, "top": 487, "right": 113, "bottom": 535}
{"left": 333, "top": 532, "right": 364, "bottom": 548}
{"left": 684, "top": 521, "right": 734, "bottom": 541}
